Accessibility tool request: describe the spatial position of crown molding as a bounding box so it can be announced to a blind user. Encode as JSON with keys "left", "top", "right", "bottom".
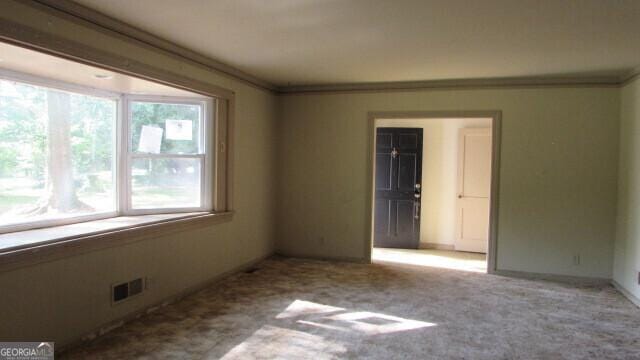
{"left": 0, "top": 17, "right": 235, "bottom": 99}
{"left": 33, "top": 0, "right": 278, "bottom": 93}
{"left": 621, "top": 67, "right": 640, "bottom": 86}
{"left": 276, "top": 75, "right": 623, "bottom": 95}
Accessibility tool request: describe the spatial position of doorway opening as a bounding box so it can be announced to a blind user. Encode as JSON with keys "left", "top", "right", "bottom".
{"left": 367, "top": 112, "right": 501, "bottom": 273}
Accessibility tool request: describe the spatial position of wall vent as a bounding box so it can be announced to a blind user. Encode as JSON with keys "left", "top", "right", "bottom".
{"left": 112, "top": 277, "right": 145, "bottom": 304}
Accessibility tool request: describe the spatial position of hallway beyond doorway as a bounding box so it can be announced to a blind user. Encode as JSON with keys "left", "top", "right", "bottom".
{"left": 372, "top": 248, "right": 486, "bottom": 273}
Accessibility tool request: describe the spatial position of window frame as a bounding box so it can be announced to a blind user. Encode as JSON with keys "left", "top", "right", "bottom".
{"left": 0, "top": 68, "right": 218, "bottom": 234}
{"left": 122, "top": 94, "right": 215, "bottom": 215}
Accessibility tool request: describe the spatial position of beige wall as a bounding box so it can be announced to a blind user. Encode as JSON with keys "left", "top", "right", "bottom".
{"left": 0, "top": 1, "right": 278, "bottom": 347}
{"left": 376, "top": 118, "right": 491, "bottom": 248}
{"left": 614, "top": 77, "right": 640, "bottom": 300}
{"left": 278, "top": 87, "right": 620, "bottom": 278}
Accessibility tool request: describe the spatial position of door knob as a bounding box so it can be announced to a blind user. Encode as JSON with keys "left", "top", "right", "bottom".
{"left": 458, "top": 194, "right": 463, "bottom": 199}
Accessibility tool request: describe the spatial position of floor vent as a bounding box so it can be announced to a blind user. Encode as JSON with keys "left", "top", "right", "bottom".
{"left": 112, "top": 277, "right": 145, "bottom": 304}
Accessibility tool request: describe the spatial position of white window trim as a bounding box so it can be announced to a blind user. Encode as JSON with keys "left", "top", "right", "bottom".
{"left": 0, "top": 69, "right": 217, "bottom": 234}
{"left": 122, "top": 94, "right": 214, "bottom": 215}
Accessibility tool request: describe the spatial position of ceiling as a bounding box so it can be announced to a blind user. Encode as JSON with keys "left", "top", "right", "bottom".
{"left": 73, "top": 0, "right": 640, "bottom": 87}
{"left": 0, "top": 41, "right": 202, "bottom": 97}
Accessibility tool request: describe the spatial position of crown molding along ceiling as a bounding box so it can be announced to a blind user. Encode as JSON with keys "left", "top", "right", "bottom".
{"left": 15, "top": 0, "right": 640, "bottom": 94}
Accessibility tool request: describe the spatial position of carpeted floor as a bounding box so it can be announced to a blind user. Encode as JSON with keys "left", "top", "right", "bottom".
{"left": 61, "top": 253, "right": 640, "bottom": 359}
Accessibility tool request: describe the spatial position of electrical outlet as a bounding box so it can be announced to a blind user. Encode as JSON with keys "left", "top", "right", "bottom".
{"left": 572, "top": 254, "right": 580, "bottom": 266}
{"left": 145, "top": 276, "right": 154, "bottom": 290}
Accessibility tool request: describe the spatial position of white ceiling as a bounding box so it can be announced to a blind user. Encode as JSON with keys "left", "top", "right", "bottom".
{"left": 74, "top": 0, "right": 640, "bottom": 87}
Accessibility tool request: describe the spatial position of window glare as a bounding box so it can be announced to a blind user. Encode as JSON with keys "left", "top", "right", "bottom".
{"left": 131, "top": 158, "right": 201, "bottom": 209}
{"left": 0, "top": 79, "right": 116, "bottom": 228}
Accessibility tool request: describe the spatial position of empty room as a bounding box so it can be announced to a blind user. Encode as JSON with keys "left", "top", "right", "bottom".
{"left": 0, "top": 1, "right": 639, "bottom": 359}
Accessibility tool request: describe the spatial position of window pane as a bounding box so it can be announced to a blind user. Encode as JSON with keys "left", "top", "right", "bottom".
{"left": 131, "top": 158, "right": 201, "bottom": 209}
{"left": 131, "top": 101, "right": 201, "bottom": 155}
{"left": 0, "top": 80, "right": 116, "bottom": 228}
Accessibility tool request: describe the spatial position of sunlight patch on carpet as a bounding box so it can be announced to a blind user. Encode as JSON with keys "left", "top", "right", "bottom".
{"left": 221, "top": 299, "right": 436, "bottom": 359}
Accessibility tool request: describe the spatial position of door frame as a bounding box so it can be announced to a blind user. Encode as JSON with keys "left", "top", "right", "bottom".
{"left": 366, "top": 111, "right": 502, "bottom": 273}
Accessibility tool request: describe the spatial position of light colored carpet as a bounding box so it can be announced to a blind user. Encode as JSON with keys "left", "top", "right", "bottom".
{"left": 61, "top": 254, "right": 640, "bottom": 359}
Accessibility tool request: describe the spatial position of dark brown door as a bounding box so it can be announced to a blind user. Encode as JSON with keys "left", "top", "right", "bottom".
{"left": 374, "top": 128, "right": 423, "bottom": 249}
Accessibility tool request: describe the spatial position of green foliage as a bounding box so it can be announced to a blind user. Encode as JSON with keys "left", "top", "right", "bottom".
{"left": 0, "top": 145, "right": 18, "bottom": 177}
{"left": 0, "top": 79, "right": 115, "bottom": 193}
{"left": 0, "top": 82, "right": 46, "bottom": 179}
{"left": 69, "top": 93, "right": 115, "bottom": 179}
{"left": 131, "top": 102, "right": 200, "bottom": 154}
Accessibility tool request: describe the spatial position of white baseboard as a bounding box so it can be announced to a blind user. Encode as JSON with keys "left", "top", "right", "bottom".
{"left": 612, "top": 280, "right": 640, "bottom": 308}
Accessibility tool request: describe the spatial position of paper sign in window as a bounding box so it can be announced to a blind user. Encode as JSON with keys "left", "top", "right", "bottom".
{"left": 138, "top": 125, "right": 163, "bottom": 154}
{"left": 165, "top": 119, "right": 193, "bottom": 141}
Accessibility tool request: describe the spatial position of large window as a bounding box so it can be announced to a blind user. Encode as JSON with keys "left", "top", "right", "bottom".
{"left": 126, "top": 97, "right": 212, "bottom": 213}
{"left": 0, "top": 73, "right": 214, "bottom": 233}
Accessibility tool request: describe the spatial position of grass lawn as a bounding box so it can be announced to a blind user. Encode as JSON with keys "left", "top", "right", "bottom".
{"left": 0, "top": 182, "right": 196, "bottom": 223}
{"left": 0, "top": 194, "right": 39, "bottom": 213}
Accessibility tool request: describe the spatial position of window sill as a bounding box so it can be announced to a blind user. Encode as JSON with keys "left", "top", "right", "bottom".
{"left": 0, "top": 211, "right": 234, "bottom": 273}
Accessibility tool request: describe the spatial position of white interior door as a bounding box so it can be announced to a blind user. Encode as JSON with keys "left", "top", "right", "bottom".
{"left": 455, "top": 128, "right": 491, "bottom": 253}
